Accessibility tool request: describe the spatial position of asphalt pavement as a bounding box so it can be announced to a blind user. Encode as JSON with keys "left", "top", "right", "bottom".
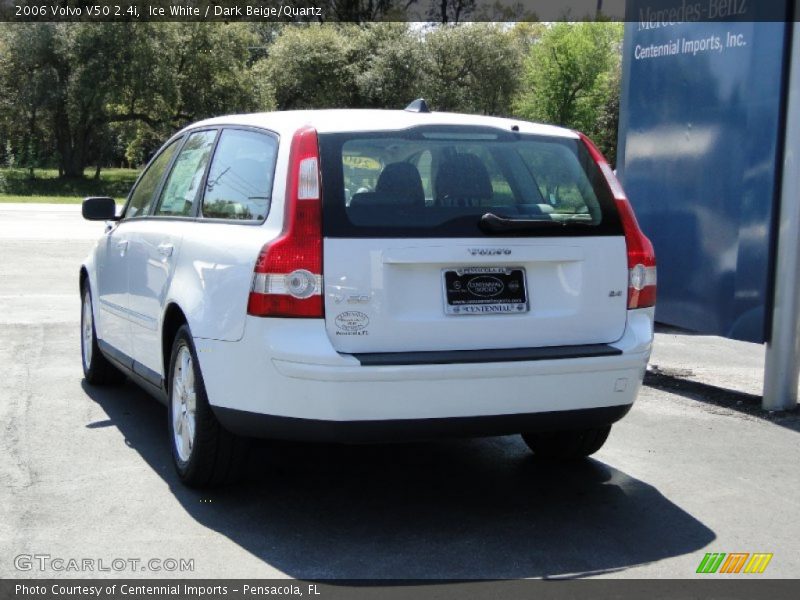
{"left": 1, "top": 203, "right": 798, "bottom": 579}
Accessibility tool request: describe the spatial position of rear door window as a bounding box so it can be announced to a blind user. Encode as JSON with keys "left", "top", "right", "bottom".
{"left": 321, "top": 127, "right": 620, "bottom": 238}
{"left": 125, "top": 139, "right": 180, "bottom": 219}
{"left": 154, "top": 130, "right": 217, "bottom": 217}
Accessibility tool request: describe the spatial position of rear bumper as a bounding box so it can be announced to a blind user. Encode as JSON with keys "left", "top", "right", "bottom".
{"left": 193, "top": 308, "right": 653, "bottom": 438}
{"left": 214, "top": 404, "right": 632, "bottom": 443}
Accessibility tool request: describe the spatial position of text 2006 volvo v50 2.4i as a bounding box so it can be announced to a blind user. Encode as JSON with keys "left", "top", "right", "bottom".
{"left": 79, "top": 103, "right": 656, "bottom": 487}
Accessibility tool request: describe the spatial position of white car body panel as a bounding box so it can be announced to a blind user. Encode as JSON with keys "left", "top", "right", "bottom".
{"left": 95, "top": 224, "right": 133, "bottom": 355}
{"left": 323, "top": 237, "right": 628, "bottom": 353}
{"left": 165, "top": 220, "right": 282, "bottom": 343}
{"left": 184, "top": 109, "right": 579, "bottom": 139}
{"left": 126, "top": 219, "right": 184, "bottom": 373}
{"left": 194, "top": 308, "right": 652, "bottom": 421}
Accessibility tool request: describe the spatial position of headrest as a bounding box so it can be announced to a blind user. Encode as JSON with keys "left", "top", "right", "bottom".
{"left": 375, "top": 162, "right": 425, "bottom": 206}
{"left": 435, "top": 154, "right": 493, "bottom": 204}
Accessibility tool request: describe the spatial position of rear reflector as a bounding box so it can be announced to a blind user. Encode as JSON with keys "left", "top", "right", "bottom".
{"left": 579, "top": 133, "right": 657, "bottom": 309}
{"left": 247, "top": 126, "right": 323, "bottom": 318}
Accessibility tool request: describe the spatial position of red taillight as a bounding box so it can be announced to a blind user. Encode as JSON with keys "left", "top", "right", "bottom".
{"left": 247, "top": 126, "right": 323, "bottom": 318}
{"left": 578, "top": 133, "right": 656, "bottom": 309}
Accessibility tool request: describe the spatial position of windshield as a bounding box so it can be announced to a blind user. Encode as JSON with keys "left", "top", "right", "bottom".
{"left": 319, "top": 126, "right": 622, "bottom": 238}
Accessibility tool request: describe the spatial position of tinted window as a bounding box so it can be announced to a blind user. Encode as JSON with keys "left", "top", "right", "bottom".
{"left": 517, "top": 144, "right": 601, "bottom": 215}
{"left": 321, "top": 127, "right": 620, "bottom": 238}
{"left": 126, "top": 139, "right": 180, "bottom": 218}
{"left": 201, "top": 129, "right": 277, "bottom": 221}
{"left": 155, "top": 130, "right": 217, "bottom": 217}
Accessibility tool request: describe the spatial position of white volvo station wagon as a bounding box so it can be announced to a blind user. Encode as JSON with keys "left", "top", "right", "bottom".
{"left": 80, "top": 104, "right": 656, "bottom": 487}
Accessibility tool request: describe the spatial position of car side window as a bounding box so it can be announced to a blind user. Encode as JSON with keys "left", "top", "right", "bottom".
{"left": 201, "top": 129, "right": 277, "bottom": 221}
{"left": 154, "top": 130, "right": 217, "bottom": 217}
{"left": 125, "top": 139, "right": 180, "bottom": 219}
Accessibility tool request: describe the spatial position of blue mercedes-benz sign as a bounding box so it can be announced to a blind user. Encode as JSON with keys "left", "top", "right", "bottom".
{"left": 617, "top": 1, "right": 792, "bottom": 343}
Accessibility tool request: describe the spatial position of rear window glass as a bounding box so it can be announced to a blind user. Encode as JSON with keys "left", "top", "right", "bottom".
{"left": 320, "top": 127, "right": 621, "bottom": 238}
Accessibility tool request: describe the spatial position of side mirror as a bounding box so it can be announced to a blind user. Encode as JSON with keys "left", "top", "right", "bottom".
{"left": 82, "top": 197, "right": 119, "bottom": 221}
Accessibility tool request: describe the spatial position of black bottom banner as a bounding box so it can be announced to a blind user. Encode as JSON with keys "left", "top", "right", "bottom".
{"left": 3, "top": 579, "right": 800, "bottom": 600}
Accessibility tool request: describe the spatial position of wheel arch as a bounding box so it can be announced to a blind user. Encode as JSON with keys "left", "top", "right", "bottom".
{"left": 162, "top": 303, "right": 189, "bottom": 380}
{"left": 79, "top": 266, "right": 89, "bottom": 294}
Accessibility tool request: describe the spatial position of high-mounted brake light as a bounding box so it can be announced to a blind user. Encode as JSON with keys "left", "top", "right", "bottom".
{"left": 579, "top": 133, "right": 656, "bottom": 309}
{"left": 248, "top": 126, "right": 323, "bottom": 318}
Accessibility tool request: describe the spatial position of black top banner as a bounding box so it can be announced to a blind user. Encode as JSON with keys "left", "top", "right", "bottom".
{"left": 0, "top": 0, "right": 795, "bottom": 23}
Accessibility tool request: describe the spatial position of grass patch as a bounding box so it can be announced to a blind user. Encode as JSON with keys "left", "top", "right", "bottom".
{"left": 0, "top": 167, "right": 140, "bottom": 204}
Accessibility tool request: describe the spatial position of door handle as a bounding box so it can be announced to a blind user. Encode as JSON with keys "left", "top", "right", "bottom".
{"left": 157, "top": 243, "right": 174, "bottom": 257}
{"left": 116, "top": 240, "right": 128, "bottom": 255}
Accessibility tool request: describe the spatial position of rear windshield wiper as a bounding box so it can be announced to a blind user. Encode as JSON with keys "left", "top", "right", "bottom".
{"left": 478, "top": 212, "right": 593, "bottom": 234}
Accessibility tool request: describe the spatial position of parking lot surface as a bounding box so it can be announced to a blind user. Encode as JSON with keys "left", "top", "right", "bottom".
{"left": 1, "top": 204, "right": 799, "bottom": 579}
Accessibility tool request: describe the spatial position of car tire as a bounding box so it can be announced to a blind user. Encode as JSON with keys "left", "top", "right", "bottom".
{"left": 81, "top": 285, "right": 126, "bottom": 385}
{"left": 521, "top": 425, "right": 612, "bottom": 459}
{"left": 168, "top": 324, "right": 248, "bottom": 487}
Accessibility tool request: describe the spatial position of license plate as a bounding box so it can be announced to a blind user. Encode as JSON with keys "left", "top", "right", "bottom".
{"left": 443, "top": 267, "right": 528, "bottom": 315}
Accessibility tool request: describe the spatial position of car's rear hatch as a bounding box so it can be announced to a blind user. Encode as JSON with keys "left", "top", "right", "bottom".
{"left": 318, "top": 125, "right": 628, "bottom": 354}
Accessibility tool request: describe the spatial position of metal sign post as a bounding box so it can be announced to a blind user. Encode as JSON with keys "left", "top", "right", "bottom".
{"left": 764, "top": 9, "right": 800, "bottom": 412}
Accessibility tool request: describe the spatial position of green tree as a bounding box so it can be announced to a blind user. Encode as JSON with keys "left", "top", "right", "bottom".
{"left": 263, "top": 25, "right": 357, "bottom": 110}
{"left": 420, "top": 24, "right": 523, "bottom": 115}
{"left": 166, "top": 24, "right": 266, "bottom": 127}
{"left": 350, "top": 23, "right": 425, "bottom": 108}
{"left": 111, "top": 23, "right": 271, "bottom": 166}
{"left": 590, "top": 63, "right": 621, "bottom": 165}
{"left": 0, "top": 24, "right": 62, "bottom": 175}
{"left": 261, "top": 23, "right": 523, "bottom": 115}
{"left": 514, "top": 22, "right": 622, "bottom": 136}
{"left": 260, "top": 23, "right": 425, "bottom": 111}
{"left": 0, "top": 22, "right": 269, "bottom": 176}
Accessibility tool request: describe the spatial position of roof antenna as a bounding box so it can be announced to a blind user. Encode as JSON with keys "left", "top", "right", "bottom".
{"left": 405, "top": 98, "right": 430, "bottom": 113}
